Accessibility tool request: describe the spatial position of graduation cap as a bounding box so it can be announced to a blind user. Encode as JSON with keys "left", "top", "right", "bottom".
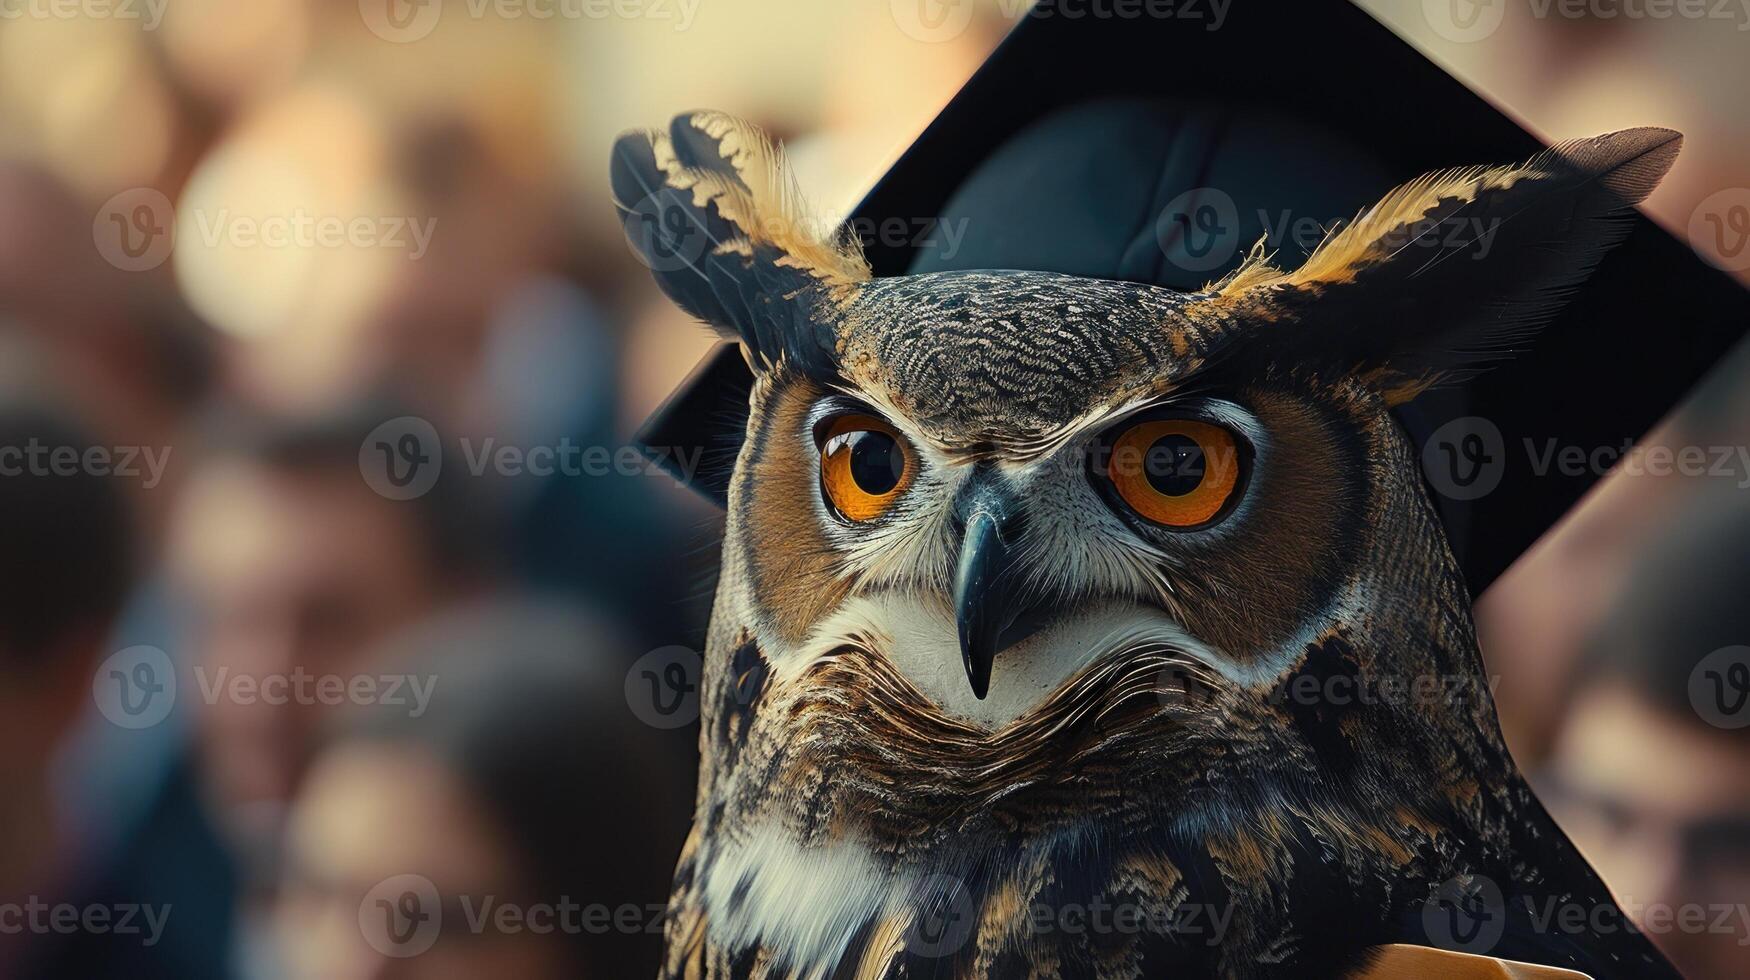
{"left": 637, "top": 0, "right": 1750, "bottom": 595}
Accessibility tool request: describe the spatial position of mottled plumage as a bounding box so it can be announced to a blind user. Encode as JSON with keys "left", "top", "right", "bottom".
{"left": 613, "top": 113, "right": 1683, "bottom": 979}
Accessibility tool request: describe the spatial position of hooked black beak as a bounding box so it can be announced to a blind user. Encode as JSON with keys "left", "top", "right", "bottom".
{"left": 953, "top": 484, "right": 1032, "bottom": 701}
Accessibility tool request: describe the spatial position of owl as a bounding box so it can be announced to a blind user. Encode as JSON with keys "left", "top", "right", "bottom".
{"left": 613, "top": 112, "right": 1684, "bottom": 979}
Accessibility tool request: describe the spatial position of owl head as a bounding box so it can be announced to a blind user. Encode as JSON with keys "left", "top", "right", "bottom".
{"left": 615, "top": 113, "right": 1679, "bottom": 974}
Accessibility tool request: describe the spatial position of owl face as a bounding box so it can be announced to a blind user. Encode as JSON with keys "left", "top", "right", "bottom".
{"left": 614, "top": 113, "right": 1680, "bottom": 973}
{"left": 731, "top": 269, "right": 1371, "bottom": 734}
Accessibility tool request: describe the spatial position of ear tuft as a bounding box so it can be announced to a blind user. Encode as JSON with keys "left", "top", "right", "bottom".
{"left": 1201, "top": 128, "right": 1682, "bottom": 403}
{"left": 611, "top": 112, "right": 868, "bottom": 374}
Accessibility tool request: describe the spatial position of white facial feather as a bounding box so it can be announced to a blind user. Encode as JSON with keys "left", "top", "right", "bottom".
{"left": 768, "top": 594, "right": 1269, "bottom": 729}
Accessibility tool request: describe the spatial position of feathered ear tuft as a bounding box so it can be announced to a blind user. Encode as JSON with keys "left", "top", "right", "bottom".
{"left": 611, "top": 112, "right": 869, "bottom": 375}
{"left": 1202, "top": 128, "right": 1681, "bottom": 404}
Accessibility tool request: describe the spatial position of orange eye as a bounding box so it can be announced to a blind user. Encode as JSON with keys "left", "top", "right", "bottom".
{"left": 1102, "top": 418, "right": 1244, "bottom": 529}
{"left": 819, "top": 414, "right": 916, "bottom": 522}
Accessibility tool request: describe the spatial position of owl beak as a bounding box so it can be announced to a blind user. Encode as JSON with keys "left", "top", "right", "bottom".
{"left": 954, "top": 507, "right": 1027, "bottom": 701}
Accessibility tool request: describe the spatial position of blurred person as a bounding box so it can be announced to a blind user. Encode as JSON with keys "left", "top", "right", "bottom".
{"left": 0, "top": 397, "right": 222, "bottom": 978}
{"left": 370, "top": 117, "right": 691, "bottom": 636}
{"left": 274, "top": 600, "right": 691, "bottom": 979}
{"left": 1476, "top": 445, "right": 1684, "bottom": 766}
{"left": 1479, "top": 338, "right": 1750, "bottom": 768}
{"left": 176, "top": 80, "right": 693, "bottom": 643}
{"left": 165, "top": 399, "right": 499, "bottom": 894}
{"left": 1539, "top": 487, "right": 1750, "bottom": 980}
{"left": 0, "top": 162, "right": 215, "bottom": 534}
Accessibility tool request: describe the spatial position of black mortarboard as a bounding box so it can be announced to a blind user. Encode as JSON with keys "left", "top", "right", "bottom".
{"left": 638, "top": 0, "right": 1750, "bottom": 595}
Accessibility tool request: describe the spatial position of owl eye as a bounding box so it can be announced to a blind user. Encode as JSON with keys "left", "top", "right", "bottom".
{"left": 1097, "top": 416, "right": 1246, "bottom": 530}
{"left": 818, "top": 414, "right": 916, "bottom": 522}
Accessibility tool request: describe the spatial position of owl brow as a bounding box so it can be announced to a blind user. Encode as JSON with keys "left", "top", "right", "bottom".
{"left": 1009, "top": 383, "right": 1222, "bottom": 465}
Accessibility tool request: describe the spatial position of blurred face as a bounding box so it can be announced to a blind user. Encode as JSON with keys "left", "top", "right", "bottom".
{"left": 277, "top": 743, "right": 576, "bottom": 980}
{"left": 0, "top": 644, "right": 88, "bottom": 788}
{"left": 1545, "top": 682, "right": 1750, "bottom": 980}
{"left": 0, "top": 636, "right": 96, "bottom": 892}
{"left": 170, "top": 460, "right": 447, "bottom": 827}
{"left": 1476, "top": 459, "right": 1678, "bottom": 766}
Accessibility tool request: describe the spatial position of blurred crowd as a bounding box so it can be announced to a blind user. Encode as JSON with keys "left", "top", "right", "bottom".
{"left": 0, "top": 1, "right": 1745, "bottom": 979}
{"left": 0, "top": 4, "right": 1005, "bottom": 978}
